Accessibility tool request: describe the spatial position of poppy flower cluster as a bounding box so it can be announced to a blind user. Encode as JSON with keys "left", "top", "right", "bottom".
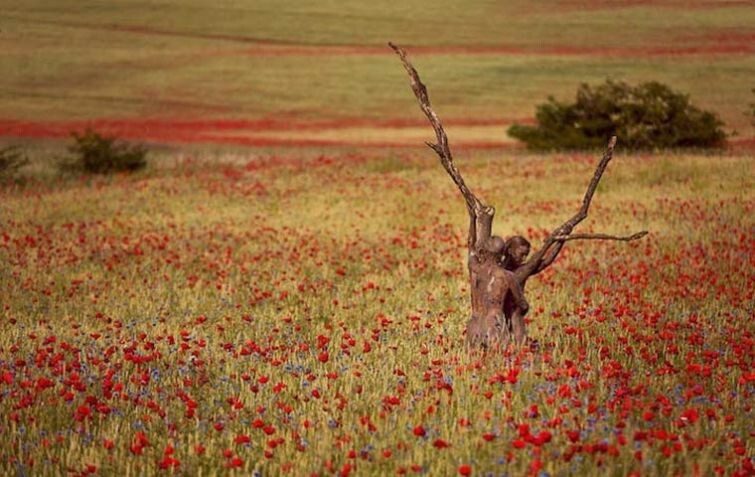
{"left": 0, "top": 150, "right": 752, "bottom": 476}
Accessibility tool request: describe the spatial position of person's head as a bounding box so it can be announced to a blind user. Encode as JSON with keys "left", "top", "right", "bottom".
{"left": 484, "top": 235, "right": 506, "bottom": 261}
{"left": 504, "top": 235, "right": 531, "bottom": 269}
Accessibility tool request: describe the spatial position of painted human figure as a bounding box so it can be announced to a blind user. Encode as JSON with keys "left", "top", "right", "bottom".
{"left": 465, "top": 212, "right": 530, "bottom": 349}
{"left": 466, "top": 202, "right": 574, "bottom": 347}
{"left": 501, "top": 232, "right": 571, "bottom": 344}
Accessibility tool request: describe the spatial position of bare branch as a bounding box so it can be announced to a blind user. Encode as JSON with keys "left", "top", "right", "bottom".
{"left": 516, "top": 137, "right": 647, "bottom": 281}
{"left": 555, "top": 135, "right": 617, "bottom": 236}
{"left": 553, "top": 231, "right": 648, "bottom": 242}
{"left": 390, "top": 42, "right": 493, "bottom": 251}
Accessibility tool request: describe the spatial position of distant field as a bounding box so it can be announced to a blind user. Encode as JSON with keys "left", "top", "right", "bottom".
{"left": 1, "top": 0, "right": 753, "bottom": 147}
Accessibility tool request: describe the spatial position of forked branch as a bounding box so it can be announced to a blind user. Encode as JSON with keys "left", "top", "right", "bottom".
{"left": 388, "top": 43, "right": 480, "bottom": 211}
{"left": 390, "top": 42, "right": 647, "bottom": 271}
{"left": 556, "top": 136, "right": 618, "bottom": 236}
{"left": 518, "top": 137, "right": 648, "bottom": 279}
{"left": 390, "top": 42, "right": 494, "bottom": 249}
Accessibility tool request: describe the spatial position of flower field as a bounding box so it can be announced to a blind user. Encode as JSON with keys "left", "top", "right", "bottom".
{"left": 0, "top": 149, "right": 752, "bottom": 476}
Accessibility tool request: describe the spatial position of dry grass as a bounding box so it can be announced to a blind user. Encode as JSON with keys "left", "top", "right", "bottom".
{"left": 0, "top": 149, "right": 752, "bottom": 475}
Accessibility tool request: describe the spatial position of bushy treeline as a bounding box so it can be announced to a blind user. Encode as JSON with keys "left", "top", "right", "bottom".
{"left": 59, "top": 129, "right": 147, "bottom": 174}
{"left": 509, "top": 80, "right": 727, "bottom": 151}
{"left": 0, "top": 146, "right": 29, "bottom": 180}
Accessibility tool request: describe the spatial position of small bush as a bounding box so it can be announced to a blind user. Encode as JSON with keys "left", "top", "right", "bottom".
{"left": 508, "top": 80, "right": 727, "bottom": 151}
{"left": 0, "top": 146, "right": 29, "bottom": 180}
{"left": 60, "top": 129, "right": 147, "bottom": 174}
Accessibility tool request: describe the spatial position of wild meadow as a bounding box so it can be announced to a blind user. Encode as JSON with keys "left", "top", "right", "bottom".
{"left": 1, "top": 0, "right": 753, "bottom": 475}
{"left": 1, "top": 149, "right": 752, "bottom": 476}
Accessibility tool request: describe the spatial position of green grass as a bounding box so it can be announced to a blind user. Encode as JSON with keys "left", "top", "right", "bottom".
{"left": 5, "top": 0, "right": 753, "bottom": 47}
{"left": 1, "top": 0, "right": 753, "bottom": 137}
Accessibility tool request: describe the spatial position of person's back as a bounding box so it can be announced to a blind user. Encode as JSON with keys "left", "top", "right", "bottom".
{"left": 468, "top": 256, "right": 495, "bottom": 318}
{"left": 468, "top": 262, "right": 529, "bottom": 349}
{"left": 466, "top": 256, "right": 495, "bottom": 347}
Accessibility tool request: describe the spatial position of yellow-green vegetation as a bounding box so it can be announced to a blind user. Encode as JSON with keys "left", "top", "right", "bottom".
{"left": 0, "top": 149, "right": 752, "bottom": 475}
{"left": 0, "top": 1, "right": 753, "bottom": 475}
{"left": 1, "top": 0, "right": 753, "bottom": 140}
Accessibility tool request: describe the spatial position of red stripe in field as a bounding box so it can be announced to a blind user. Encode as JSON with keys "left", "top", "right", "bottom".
{"left": 2, "top": 118, "right": 752, "bottom": 150}
{"left": 0, "top": 117, "right": 529, "bottom": 133}
{"left": 194, "top": 135, "right": 518, "bottom": 150}
{"left": 554, "top": 0, "right": 752, "bottom": 11}
{"left": 0, "top": 117, "right": 529, "bottom": 149}
{"left": 727, "top": 138, "right": 755, "bottom": 150}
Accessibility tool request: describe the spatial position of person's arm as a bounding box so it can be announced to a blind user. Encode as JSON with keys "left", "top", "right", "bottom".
{"left": 514, "top": 137, "right": 615, "bottom": 282}
{"left": 513, "top": 239, "right": 556, "bottom": 281}
{"left": 506, "top": 272, "right": 529, "bottom": 314}
{"left": 474, "top": 206, "right": 493, "bottom": 250}
{"left": 532, "top": 240, "right": 566, "bottom": 275}
{"left": 468, "top": 205, "right": 495, "bottom": 262}
{"left": 467, "top": 208, "right": 477, "bottom": 254}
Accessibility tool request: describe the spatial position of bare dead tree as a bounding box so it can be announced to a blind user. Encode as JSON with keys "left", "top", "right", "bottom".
{"left": 390, "top": 42, "right": 648, "bottom": 347}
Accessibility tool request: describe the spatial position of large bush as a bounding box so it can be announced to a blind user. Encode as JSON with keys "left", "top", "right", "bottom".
{"left": 0, "top": 146, "right": 29, "bottom": 180}
{"left": 60, "top": 129, "right": 147, "bottom": 174}
{"left": 508, "top": 80, "right": 727, "bottom": 150}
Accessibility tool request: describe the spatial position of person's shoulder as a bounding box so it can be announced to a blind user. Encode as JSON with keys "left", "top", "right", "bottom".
{"left": 468, "top": 251, "right": 484, "bottom": 266}
{"left": 490, "top": 266, "right": 509, "bottom": 279}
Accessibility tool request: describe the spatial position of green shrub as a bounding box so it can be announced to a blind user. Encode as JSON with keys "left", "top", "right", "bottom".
{"left": 508, "top": 80, "right": 727, "bottom": 151}
{"left": 60, "top": 129, "right": 147, "bottom": 174}
{"left": 0, "top": 146, "right": 29, "bottom": 180}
